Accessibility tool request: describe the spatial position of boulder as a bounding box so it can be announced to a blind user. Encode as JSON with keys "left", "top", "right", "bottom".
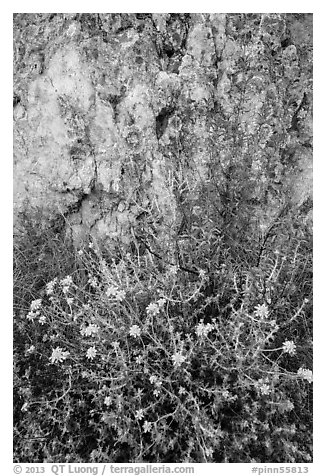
{"left": 13, "top": 13, "right": 313, "bottom": 248}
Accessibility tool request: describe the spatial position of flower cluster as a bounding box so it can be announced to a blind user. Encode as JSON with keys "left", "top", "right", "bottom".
{"left": 31, "top": 299, "right": 42, "bottom": 312}
{"left": 146, "top": 302, "right": 160, "bottom": 317}
{"left": 80, "top": 324, "right": 99, "bottom": 337}
{"left": 143, "top": 421, "right": 152, "bottom": 433}
{"left": 26, "top": 299, "right": 42, "bottom": 320}
{"left": 61, "top": 275, "right": 74, "bottom": 294}
{"left": 149, "top": 375, "right": 162, "bottom": 386}
{"left": 195, "top": 320, "right": 214, "bottom": 338}
{"left": 46, "top": 278, "right": 57, "bottom": 296}
{"left": 146, "top": 298, "right": 166, "bottom": 317}
{"left": 149, "top": 375, "right": 162, "bottom": 396}
{"left": 106, "top": 285, "right": 126, "bottom": 301}
{"left": 104, "top": 396, "right": 112, "bottom": 406}
{"left": 297, "top": 367, "right": 313, "bottom": 383}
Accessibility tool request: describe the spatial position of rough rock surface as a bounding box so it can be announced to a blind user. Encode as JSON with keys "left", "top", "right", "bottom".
{"left": 13, "top": 13, "right": 312, "bottom": 248}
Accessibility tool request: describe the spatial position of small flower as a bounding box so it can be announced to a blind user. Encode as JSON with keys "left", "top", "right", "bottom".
{"left": 168, "top": 265, "right": 178, "bottom": 276}
{"left": 135, "top": 409, "right": 144, "bottom": 420}
{"left": 279, "top": 400, "right": 294, "bottom": 412}
{"left": 254, "top": 303, "right": 269, "bottom": 319}
{"left": 205, "top": 447, "right": 214, "bottom": 458}
{"left": 255, "top": 379, "right": 272, "bottom": 395}
{"left": 285, "top": 401, "right": 294, "bottom": 411}
{"left": 66, "top": 298, "right": 74, "bottom": 306}
{"left": 30, "top": 299, "right": 42, "bottom": 312}
{"left": 104, "top": 396, "right": 112, "bottom": 406}
{"left": 198, "top": 269, "right": 206, "bottom": 279}
{"left": 89, "top": 242, "right": 94, "bottom": 249}
{"left": 178, "top": 386, "right": 186, "bottom": 395}
{"left": 81, "top": 324, "right": 99, "bottom": 337}
{"left": 112, "top": 341, "right": 120, "bottom": 349}
{"left": 26, "top": 311, "right": 38, "bottom": 321}
{"left": 196, "top": 322, "right": 205, "bottom": 337}
{"left": 297, "top": 367, "right": 313, "bottom": 383}
{"left": 61, "top": 276, "right": 73, "bottom": 287}
{"left": 129, "top": 325, "right": 141, "bottom": 338}
{"left": 39, "top": 316, "right": 46, "bottom": 325}
{"left": 50, "top": 347, "right": 70, "bottom": 364}
{"left": 259, "top": 384, "right": 271, "bottom": 395}
{"left": 77, "top": 250, "right": 84, "bottom": 256}
{"left": 88, "top": 276, "right": 98, "bottom": 288}
{"left": 135, "top": 356, "right": 143, "bottom": 364}
{"left": 282, "top": 340, "right": 296, "bottom": 356}
{"left": 136, "top": 389, "right": 143, "bottom": 399}
{"left": 26, "top": 345, "right": 35, "bottom": 354}
{"left": 222, "top": 390, "right": 231, "bottom": 399}
{"left": 143, "top": 421, "right": 152, "bottom": 433}
{"left": 153, "top": 389, "right": 160, "bottom": 397}
{"left": 157, "top": 298, "right": 166, "bottom": 308}
{"left": 172, "top": 352, "right": 186, "bottom": 367}
{"left": 86, "top": 346, "right": 97, "bottom": 360}
{"left": 146, "top": 302, "right": 160, "bottom": 317}
{"left": 115, "top": 289, "right": 126, "bottom": 301}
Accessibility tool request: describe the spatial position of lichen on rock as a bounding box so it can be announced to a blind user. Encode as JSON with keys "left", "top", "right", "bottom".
{"left": 14, "top": 13, "right": 312, "bottom": 251}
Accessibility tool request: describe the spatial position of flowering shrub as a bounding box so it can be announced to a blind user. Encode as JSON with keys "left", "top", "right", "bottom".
{"left": 13, "top": 203, "right": 312, "bottom": 463}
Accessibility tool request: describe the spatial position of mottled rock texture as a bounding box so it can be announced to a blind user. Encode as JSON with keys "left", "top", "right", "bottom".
{"left": 13, "top": 13, "right": 312, "bottom": 250}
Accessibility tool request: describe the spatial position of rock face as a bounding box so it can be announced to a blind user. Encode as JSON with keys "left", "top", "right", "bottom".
{"left": 13, "top": 13, "right": 312, "bottom": 248}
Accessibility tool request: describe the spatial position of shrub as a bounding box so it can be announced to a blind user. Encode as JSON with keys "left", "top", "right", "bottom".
{"left": 13, "top": 201, "right": 312, "bottom": 463}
